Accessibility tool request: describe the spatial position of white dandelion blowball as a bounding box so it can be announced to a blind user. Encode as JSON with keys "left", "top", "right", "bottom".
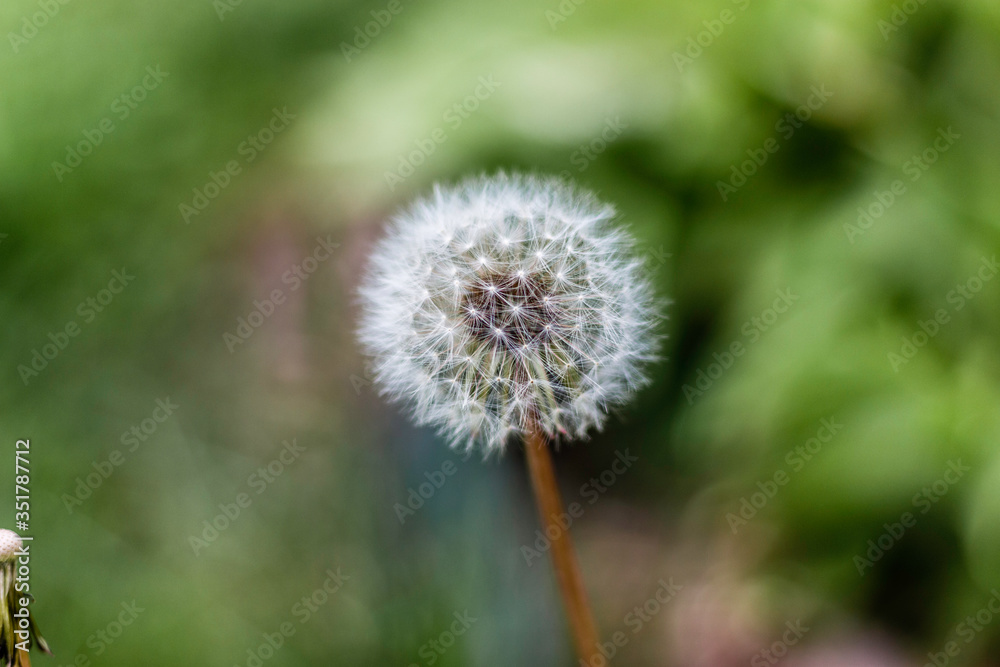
{"left": 358, "top": 173, "right": 660, "bottom": 453}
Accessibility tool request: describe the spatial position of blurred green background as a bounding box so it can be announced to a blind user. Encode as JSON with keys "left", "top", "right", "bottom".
{"left": 2, "top": 0, "right": 1000, "bottom": 665}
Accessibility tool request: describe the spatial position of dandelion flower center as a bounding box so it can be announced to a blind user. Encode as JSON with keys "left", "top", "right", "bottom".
{"left": 462, "top": 270, "right": 555, "bottom": 350}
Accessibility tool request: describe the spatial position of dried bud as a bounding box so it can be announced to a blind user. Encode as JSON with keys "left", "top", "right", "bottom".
{"left": 0, "top": 529, "right": 50, "bottom": 666}
{"left": 0, "top": 531, "right": 21, "bottom": 563}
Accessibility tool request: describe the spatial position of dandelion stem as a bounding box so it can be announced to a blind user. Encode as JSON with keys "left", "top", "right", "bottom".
{"left": 524, "top": 426, "right": 600, "bottom": 663}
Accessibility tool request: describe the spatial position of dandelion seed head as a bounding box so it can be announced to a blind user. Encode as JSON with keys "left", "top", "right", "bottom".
{"left": 358, "top": 172, "right": 661, "bottom": 453}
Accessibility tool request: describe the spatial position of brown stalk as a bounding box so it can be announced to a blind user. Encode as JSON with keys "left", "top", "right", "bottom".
{"left": 524, "top": 425, "right": 600, "bottom": 664}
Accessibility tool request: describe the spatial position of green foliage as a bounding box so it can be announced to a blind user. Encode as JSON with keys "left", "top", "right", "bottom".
{"left": 2, "top": 0, "right": 999, "bottom": 663}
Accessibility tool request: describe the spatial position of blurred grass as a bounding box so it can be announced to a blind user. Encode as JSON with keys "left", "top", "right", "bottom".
{"left": 2, "top": 0, "right": 1000, "bottom": 664}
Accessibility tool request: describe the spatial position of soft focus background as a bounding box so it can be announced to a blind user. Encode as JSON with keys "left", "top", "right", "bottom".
{"left": 3, "top": 0, "right": 1000, "bottom": 665}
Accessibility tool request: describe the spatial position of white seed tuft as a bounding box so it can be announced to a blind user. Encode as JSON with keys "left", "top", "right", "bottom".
{"left": 0, "top": 530, "right": 22, "bottom": 562}
{"left": 358, "top": 173, "right": 660, "bottom": 453}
